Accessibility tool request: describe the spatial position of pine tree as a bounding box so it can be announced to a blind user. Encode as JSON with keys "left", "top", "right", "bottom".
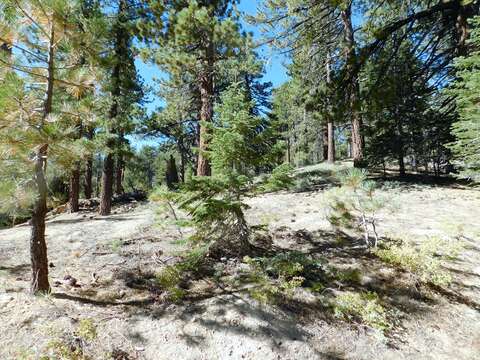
{"left": 166, "top": 82, "right": 276, "bottom": 258}
{"left": 99, "top": 0, "right": 143, "bottom": 215}
{"left": 147, "top": 0, "right": 246, "bottom": 176}
{"left": 0, "top": 0, "right": 97, "bottom": 293}
{"left": 449, "top": 16, "right": 480, "bottom": 181}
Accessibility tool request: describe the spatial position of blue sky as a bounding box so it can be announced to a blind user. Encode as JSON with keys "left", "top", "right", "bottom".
{"left": 135, "top": 0, "right": 289, "bottom": 115}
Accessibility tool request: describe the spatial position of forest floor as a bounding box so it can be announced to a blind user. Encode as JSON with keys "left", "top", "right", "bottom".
{"left": 1, "top": 164, "right": 480, "bottom": 360}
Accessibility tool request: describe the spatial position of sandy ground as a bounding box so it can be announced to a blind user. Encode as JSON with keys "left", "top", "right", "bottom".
{"left": 1, "top": 173, "right": 480, "bottom": 359}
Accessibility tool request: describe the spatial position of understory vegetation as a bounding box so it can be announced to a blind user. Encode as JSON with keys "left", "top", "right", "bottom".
{"left": 0, "top": 0, "right": 479, "bottom": 358}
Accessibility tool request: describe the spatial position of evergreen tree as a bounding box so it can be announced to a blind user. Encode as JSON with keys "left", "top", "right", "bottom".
{"left": 99, "top": 0, "right": 143, "bottom": 215}
{"left": 0, "top": 0, "right": 98, "bottom": 293}
{"left": 449, "top": 16, "right": 480, "bottom": 181}
{"left": 146, "top": 0, "right": 246, "bottom": 176}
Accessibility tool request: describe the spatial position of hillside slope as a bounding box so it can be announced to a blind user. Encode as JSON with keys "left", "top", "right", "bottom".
{"left": 0, "top": 175, "right": 479, "bottom": 359}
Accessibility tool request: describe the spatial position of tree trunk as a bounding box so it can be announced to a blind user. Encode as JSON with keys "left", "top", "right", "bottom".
{"left": 325, "top": 54, "right": 335, "bottom": 163}
{"left": 322, "top": 126, "right": 328, "bottom": 161}
{"left": 341, "top": 5, "right": 364, "bottom": 167}
{"left": 178, "top": 143, "right": 186, "bottom": 183}
{"left": 99, "top": 153, "right": 114, "bottom": 215}
{"left": 30, "top": 22, "right": 55, "bottom": 294}
{"left": 68, "top": 164, "right": 81, "bottom": 212}
{"left": 115, "top": 154, "right": 124, "bottom": 195}
{"left": 30, "top": 144, "right": 50, "bottom": 294}
{"left": 327, "top": 120, "right": 335, "bottom": 163}
{"left": 399, "top": 154, "right": 406, "bottom": 177}
{"left": 100, "top": 0, "right": 124, "bottom": 213}
{"left": 197, "top": 40, "right": 214, "bottom": 176}
{"left": 397, "top": 121, "right": 406, "bottom": 177}
{"left": 84, "top": 127, "right": 94, "bottom": 199}
{"left": 286, "top": 137, "right": 291, "bottom": 164}
{"left": 166, "top": 155, "right": 180, "bottom": 189}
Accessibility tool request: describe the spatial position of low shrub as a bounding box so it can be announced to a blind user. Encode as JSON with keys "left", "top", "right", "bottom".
{"left": 242, "top": 252, "right": 323, "bottom": 304}
{"left": 374, "top": 237, "right": 462, "bottom": 286}
{"left": 334, "top": 291, "right": 389, "bottom": 331}
{"left": 260, "top": 163, "right": 295, "bottom": 193}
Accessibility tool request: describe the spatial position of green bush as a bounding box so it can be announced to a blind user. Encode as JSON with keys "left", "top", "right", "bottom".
{"left": 242, "top": 252, "right": 322, "bottom": 304}
{"left": 155, "top": 265, "right": 187, "bottom": 302}
{"left": 260, "top": 163, "right": 295, "bottom": 192}
{"left": 76, "top": 319, "right": 97, "bottom": 342}
{"left": 334, "top": 291, "right": 389, "bottom": 331}
{"left": 375, "top": 237, "right": 461, "bottom": 286}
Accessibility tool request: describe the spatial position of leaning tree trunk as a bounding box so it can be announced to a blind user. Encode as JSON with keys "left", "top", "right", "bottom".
{"left": 68, "top": 164, "right": 81, "bottom": 212}
{"left": 341, "top": 5, "right": 364, "bottom": 167}
{"left": 99, "top": 153, "right": 114, "bottom": 215}
{"left": 197, "top": 40, "right": 214, "bottom": 177}
{"left": 30, "top": 23, "right": 55, "bottom": 294}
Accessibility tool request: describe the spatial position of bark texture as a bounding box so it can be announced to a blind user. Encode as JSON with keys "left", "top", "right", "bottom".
{"left": 30, "top": 23, "right": 55, "bottom": 294}
{"left": 197, "top": 40, "right": 214, "bottom": 176}
{"left": 115, "top": 154, "right": 124, "bottom": 195}
{"left": 84, "top": 127, "right": 94, "bottom": 199}
{"left": 99, "top": 153, "right": 114, "bottom": 215}
{"left": 68, "top": 164, "right": 81, "bottom": 212}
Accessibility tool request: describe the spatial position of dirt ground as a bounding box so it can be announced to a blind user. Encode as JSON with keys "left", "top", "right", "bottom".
{"left": 1, "top": 168, "right": 480, "bottom": 360}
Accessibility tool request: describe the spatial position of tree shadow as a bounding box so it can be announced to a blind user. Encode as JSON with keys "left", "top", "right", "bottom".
{"left": 0, "top": 263, "right": 30, "bottom": 277}
{"left": 52, "top": 292, "right": 155, "bottom": 307}
{"left": 373, "top": 172, "right": 472, "bottom": 191}
{"left": 46, "top": 215, "right": 141, "bottom": 225}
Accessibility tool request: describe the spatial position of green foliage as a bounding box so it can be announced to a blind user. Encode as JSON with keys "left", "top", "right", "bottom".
{"left": 328, "top": 267, "right": 362, "bottom": 284}
{"left": 325, "top": 168, "right": 387, "bottom": 246}
{"left": 448, "top": 16, "right": 480, "bottom": 181}
{"left": 76, "top": 319, "right": 97, "bottom": 342}
{"left": 260, "top": 163, "right": 295, "bottom": 192}
{"left": 155, "top": 265, "right": 187, "bottom": 302}
{"left": 110, "top": 239, "right": 123, "bottom": 253}
{"left": 152, "top": 82, "right": 280, "bottom": 257}
{"left": 375, "top": 237, "right": 462, "bottom": 286}
{"left": 37, "top": 319, "right": 98, "bottom": 360}
{"left": 124, "top": 145, "right": 162, "bottom": 192}
{"left": 242, "top": 252, "right": 321, "bottom": 304}
{"left": 334, "top": 291, "right": 390, "bottom": 331}
{"left": 155, "top": 246, "right": 209, "bottom": 302}
{"left": 210, "top": 83, "right": 268, "bottom": 176}
{"left": 243, "top": 255, "right": 305, "bottom": 304}
{"left": 362, "top": 41, "right": 451, "bottom": 174}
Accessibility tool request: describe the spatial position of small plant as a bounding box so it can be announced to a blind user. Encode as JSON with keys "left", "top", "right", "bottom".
{"left": 110, "top": 239, "right": 123, "bottom": 253}
{"left": 325, "top": 168, "right": 387, "bottom": 247}
{"left": 260, "top": 163, "right": 295, "bottom": 192}
{"left": 328, "top": 267, "right": 362, "bottom": 284}
{"left": 334, "top": 291, "right": 389, "bottom": 331}
{"left": 375, "top": 237, "right": 461, "bottom": 286}
{"left": 37, "top": 320, "right": 98, "bottom": 360}
{"left": 293, "top": 176, "right": 314, "bottom": 192}
{"left": 155, "top": 265, "right": 186, "bottom": 302}
{"left": 242, "top": 252, "right": 322, "bottom": 304}
{"left": 42, "top": 339, "right": 87, "bottom": 360}
{"left": 76, "top": 319, "right": 97, "bottom": 342}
